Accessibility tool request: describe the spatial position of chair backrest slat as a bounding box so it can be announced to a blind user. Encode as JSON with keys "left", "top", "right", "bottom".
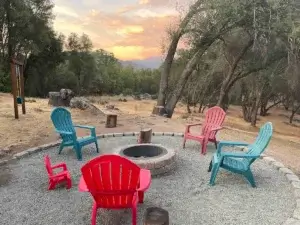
{"left": 81, "top": 155, "right": 141, "bottom": 208}
{"left": 44, "top": 155, "right": 53, "bottom": 176}
{"left": 202, "top": 106, "right": 226, "bottom": 139}
{"left": 51, "top": 107, "right": 76, "bottom": 142}
{"left": 246, "top": 122, "right": 273, "bottom": 165}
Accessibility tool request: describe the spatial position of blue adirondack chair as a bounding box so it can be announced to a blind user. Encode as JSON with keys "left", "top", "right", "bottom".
{"left": 208, "top": 122, "right": 273, "bottom": 187}
{"left": 50, "top": 107, "right": 99, "bottom": 161}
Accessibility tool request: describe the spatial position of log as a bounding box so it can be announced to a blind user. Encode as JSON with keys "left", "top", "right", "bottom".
{"left": 138, "top": 128, "right": 152, "bottom": 144}
{"left": 106, "top": 114, "right": 117, "bottom": 128}
{"left": 143, "top": 207, "right": 169, "bottom": 225}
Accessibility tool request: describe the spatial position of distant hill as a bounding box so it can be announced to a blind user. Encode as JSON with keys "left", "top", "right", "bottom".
{"left": 120, "top": 56, "right": 163, "bottom": 69}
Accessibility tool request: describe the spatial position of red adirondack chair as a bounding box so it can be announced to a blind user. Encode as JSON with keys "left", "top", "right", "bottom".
{"left": 183, "top": 106, "right": 226, "bottom": 154}
{"left": 79, "top": 154, "right": 151, "bottom": 225}
{"left": 44, "top": 155, "right": 72, "bottom": 190}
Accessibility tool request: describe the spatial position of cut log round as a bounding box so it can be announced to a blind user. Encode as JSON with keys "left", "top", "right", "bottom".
{"left": 106, "top": 114, "right": 117, "bottom": 128}
{"left": 138, "top": 128, "right": 152, "bottom": 144}
{"left": 152, "top": 106, "right": 166, "bottom": 116}
{"left": 143, "top": 207, "right": 169, "bottom": 225}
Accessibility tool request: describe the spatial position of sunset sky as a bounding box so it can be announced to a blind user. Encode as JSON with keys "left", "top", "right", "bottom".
{"left": 53, "top": 0, "right": 189, "bottom": 60}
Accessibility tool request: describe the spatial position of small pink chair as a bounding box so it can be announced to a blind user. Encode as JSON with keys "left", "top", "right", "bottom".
{"left": 183, "top": 106, "right": 226, "bottom": 154}
{"left": 44, "top": 155, "right": 72, "bottom": 190}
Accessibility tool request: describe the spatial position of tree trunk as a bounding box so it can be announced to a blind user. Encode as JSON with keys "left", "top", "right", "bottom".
{"left": 250, "top": 97, "right": 260, "bottom": 127}
{"left": 289, "top": 105, "right": 300, "bottom": 124}
{"left": 156, "top": 0, "right": 203, "bottom": 107}
{"left": 186, "top": 99, "right": 191, "bottom": 113}
{"left": 289, "top": 110, "right": 296, "bottom": 124}
{"left": 164, "top": 41, "right": 215, "bottom": 117}
{"left": 217, "top": 39, "right": 254, "bottom": 109}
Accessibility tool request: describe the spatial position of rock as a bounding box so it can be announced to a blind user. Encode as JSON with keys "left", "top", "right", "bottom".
{"left": 70, "top": 97, "right": 105, "bottom": 115}
{"left": 140, "top": 93, "right": 152, "bottom": 100}
{"left": 105, "top": 104, "right": 115, "bottom": 110}
{"left": 48, "top": 89, "right": 74, "bottom": 107}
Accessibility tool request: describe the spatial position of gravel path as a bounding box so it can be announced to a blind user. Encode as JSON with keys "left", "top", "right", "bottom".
{"left": 0, "top": 136, "right": 295, "bottom": 225}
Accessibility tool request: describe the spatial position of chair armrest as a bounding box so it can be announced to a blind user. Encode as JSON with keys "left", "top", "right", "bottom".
{"left": 186, "top": 123, "right": 202, "bottom": 128}
{"left": 138, "top": 169, "right": 151, "bottom": 191}
{"left": 55, "top": 129, "right": 73, "bottom": 135}
{"left": 216, "top": 141, "right": 250, "bottom": 154}
{"left": 218, "top": 140, "right": 249, "bottom": 147}
{"left": 78, "top": 176, "right": 89, "bottom": 192}
{"left": 74, "top": 125, "right": 95, "bottom": 130}
{"left": 52, "top": 163, "right": 67, "bottom": 171}
{"left": 211, "top": 126, "right": 223, "bottom": 131}
{"left": 74, "top": 125, "right": 96, "bottom": 137}
{"left": 221, "top": 152, "right": 259, "bottom": 159}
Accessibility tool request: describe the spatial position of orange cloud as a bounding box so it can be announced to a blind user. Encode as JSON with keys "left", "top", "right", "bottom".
{"left": 53, "top": 2, "right": 182, "bottom": 60}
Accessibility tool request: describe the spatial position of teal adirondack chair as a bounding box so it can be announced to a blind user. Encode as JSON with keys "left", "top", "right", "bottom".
{"left": 208, "top": 122, "right": 273, "bottom": 187}
{"left": 50, "top": 107, "right": 99, "bottom": 161}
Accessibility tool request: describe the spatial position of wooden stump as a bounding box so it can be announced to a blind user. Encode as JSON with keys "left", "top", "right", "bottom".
{"left": 152, "top": 106, "right": 166, "bottom": 116}
{"left": 138, "top": 128, "right": 152, "bottom": 143}
{"left": 105, "top": 114, "right": 117, "bottom": 128}
{"left": 143, "top": 207, "right": 169, "bottom": 225}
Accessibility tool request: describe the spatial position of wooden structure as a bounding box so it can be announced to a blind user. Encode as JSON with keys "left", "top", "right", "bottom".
{"left": 138, "top": 128, "right": 152, "bottom": 143}
{"left": 105, "top": 114, "right": 117, "bottom": 128}
{"left": 10, "top": 58, "right": 26, "bottom": 119}
{"left": 143, "top": 207, "right": 169, "bottom": 225}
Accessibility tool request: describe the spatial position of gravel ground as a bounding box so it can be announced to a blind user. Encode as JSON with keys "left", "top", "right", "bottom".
{"left": 0, "top": 136, "right": 295, "bottom": 225}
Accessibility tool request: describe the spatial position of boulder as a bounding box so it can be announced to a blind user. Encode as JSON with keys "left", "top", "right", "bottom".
{"left": 48, "top": 89, "right": 75, "bottom": 107}
{"left": 70, "top": 97, "right": 105, "bottom": 115}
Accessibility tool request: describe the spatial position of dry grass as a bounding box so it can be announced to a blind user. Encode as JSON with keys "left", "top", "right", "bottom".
{"left": 1, "top": 92, "right": 300, "bottom": 174}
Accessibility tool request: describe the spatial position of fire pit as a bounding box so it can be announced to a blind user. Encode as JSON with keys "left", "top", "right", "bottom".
{"left": 117, "top": 144, "right": 176, "bottom": 176}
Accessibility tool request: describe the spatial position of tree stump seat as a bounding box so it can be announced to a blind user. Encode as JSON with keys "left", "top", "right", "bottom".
{"left": 143, "top": 207, "right": 169, "bottom": 225}
{"left": 105, "top": 114, "right": 117, "bottom": 128}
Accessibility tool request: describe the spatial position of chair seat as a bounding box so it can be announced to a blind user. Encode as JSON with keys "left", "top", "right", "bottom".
{"left": 222, "top": 157, "right": 248, "bottom": 171}
{"left": 52, "top": 171, "right": 70, "bottom": 181}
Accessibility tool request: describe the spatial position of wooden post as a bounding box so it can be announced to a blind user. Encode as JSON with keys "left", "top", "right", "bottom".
{"left": 105, "top": 114, "right": 117, "bottom": 128}
{"left": 138, "top": 128, "right": 152, "bottom": 143}
{"left": 143, "top": 207, "right": 169, "bottom": 225}
{"left": 20, "top": 64, "right": 26, "bottom": 114}
{"left": 10, "top": 61, "right": 18, "bottom": 119}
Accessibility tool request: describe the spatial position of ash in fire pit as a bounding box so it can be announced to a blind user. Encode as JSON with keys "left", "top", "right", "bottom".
{"left": 117, "top": 144, "right": 176, "bottom": 176}
{"left": 123, "top": 145, "right": 166, "bottom": 158}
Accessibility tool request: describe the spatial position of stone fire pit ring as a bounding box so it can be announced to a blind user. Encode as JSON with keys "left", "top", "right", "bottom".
{"left": 116, "top": 143, "right": 176, "bottom": 176}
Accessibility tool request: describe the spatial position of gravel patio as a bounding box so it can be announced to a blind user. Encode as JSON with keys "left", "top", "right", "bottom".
{"left": 0, "top": 136, "right": 295, "bottom": 225}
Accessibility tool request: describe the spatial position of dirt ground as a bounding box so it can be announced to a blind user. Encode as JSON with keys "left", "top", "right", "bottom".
{"left": 0, "top": 92, "right": 300, "bottom": 175}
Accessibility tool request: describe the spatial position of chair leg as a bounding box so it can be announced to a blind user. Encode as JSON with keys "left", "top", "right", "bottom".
{"left": 244, "top": 170, "right": 256, "bottom": 188}
{"left": 182, "top": 137, "right": 186, "bottom": 148}
{"left": 95, "top": 140, "right": 99, "bottom": 153}
{"left": 201, "top": 140, "right": 208, "bottom": 155}
{"left": 48, "top": 180, "right": 56, "bottom": 190}
{"left": 132, "top": 205, "right": 137, "bottom": 225}
{"left": 208, "top": 159, "right": 213, "bottom": 172}
{"left": 214, "top": 140, "right": 218, "bottom": 149}
{"left": 74, "top": 145, "right": 82, "bottom": 161}
{"left": 138, "top": 191, "right": 144, "bottom": 203}
{"left": 209, "top": 162, "right": 221, "bottom": 186}
{"left": 58, "top": 143, "right": 64, "bottom": 154}
{"left": 91, "top": 202, "right": 97, "bottom": 225}
{"left": 66, "top": 176, "right": 72, "bottom": 189}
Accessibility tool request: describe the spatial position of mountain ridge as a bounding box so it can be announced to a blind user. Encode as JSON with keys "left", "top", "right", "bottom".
{"left": 120, "top": 56, "right": 162, "bottom": 69}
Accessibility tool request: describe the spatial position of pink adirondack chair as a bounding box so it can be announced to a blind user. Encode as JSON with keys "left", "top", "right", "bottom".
{"left": 44, "top": 155, "right": 72, "bottom": 190}
{"left": 79, "top": 154, "right": 151, "bottom": 225}
{"left": 183, "top": 106, "right": 226, "bottom": 154}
